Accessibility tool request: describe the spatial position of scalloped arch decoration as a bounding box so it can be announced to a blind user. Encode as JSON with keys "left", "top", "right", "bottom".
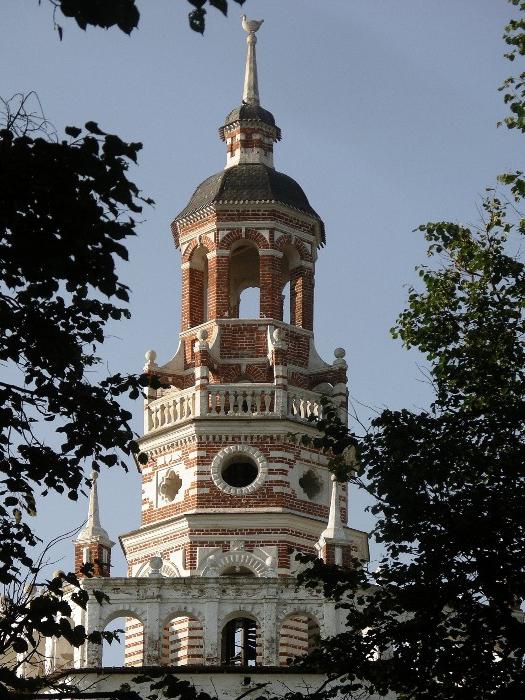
{"left": 200, "top": 549, "right": 274, "bottom": 578}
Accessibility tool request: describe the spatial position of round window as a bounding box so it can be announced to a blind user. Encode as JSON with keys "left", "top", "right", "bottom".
{"left": 211, "top": 445, "right": 267, "bottom": 495}
{"left": 222, "top": 460, "right": 258, "bottom": 488}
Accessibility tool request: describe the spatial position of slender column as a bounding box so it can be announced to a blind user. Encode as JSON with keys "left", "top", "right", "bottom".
{"left": 259, "top": 250, "right": 283, "bottom": 320}
{"left": 271, "top": 327, "right": 288, "bottom": 417}
{"left": 207, "top": 252, "right": 230, "bottom": 320}
{"left": 262, "top": 600, "right": 279, "bottom": 666}
{"left": 144, "top": 601, "right": 161, "bottom": 665}
{"left": 203, "top": 599, "right": 220, "bottom": 664}
{"left": 193, "top": 330, "right": 210, "bottom": 417}
{"left": 290, "top": 265, "right": 314, "bottom": 330}
{"left": 85, "top": 603, "right": 102, "bottom": 667}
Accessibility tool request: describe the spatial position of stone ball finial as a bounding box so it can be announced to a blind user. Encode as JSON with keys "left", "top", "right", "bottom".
{"left": 197, "top": 329, "right": 209, "bottom": 342}
{"left": 334, "top": 347, "right": 346, "bottom": 359}
{"left": 145, "top": 349, "right": 157, "bottom": 363}
{"left": 149, "top": 556, "right": 163, "bottom": 577}
{"left": 273, "top": 327, "right": 284, "bottom": 342}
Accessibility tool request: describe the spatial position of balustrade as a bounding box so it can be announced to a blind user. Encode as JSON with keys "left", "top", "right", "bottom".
{"left": 207, "top": 384, "right": 275, "bottom": 417}
{"left": 145, "top": 388, "right": 196, "bottom": 432}
{"left": 287, "top": 389, "right": 323, "bottom": 422}
{"left": 145, "top": 384, "right": 333, "bottom": 433}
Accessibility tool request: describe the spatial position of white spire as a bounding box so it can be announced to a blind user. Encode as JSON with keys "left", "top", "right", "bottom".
{"left": 320, "top": 475, "right": 348, "bottom": 543}
{"left": 241, "top": 15, "right": 264, "bottom": 105}
{"left": 75, "top": 471, "right": 112, "bottom": 545}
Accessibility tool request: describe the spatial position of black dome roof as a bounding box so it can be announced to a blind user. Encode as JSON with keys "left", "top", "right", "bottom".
{"left": 224, "top": 103, "right": 276, "bottom": 128}
{"left": 174, "top": 163, "right": 324, "bottom": 243}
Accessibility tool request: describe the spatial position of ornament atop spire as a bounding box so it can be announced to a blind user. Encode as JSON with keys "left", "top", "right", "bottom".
{"left": 241, "top": 15, "right": 264, "bottom": 106}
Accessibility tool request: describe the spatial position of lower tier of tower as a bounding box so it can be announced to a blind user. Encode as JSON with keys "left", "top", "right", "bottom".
{"left": 62, "top": 576, "right": 347, "bottom": 669}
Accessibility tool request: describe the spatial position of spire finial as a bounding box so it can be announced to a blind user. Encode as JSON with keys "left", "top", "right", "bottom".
{"left": 241, "top": 15, "right": 264, "bottom": 106}
{"left": 75, "top": 471, "right": 112, "bottom": 546}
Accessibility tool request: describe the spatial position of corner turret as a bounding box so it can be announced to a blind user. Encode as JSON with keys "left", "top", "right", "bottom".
{"left": 73, "top": 472, "right": 114, "bottom": 577}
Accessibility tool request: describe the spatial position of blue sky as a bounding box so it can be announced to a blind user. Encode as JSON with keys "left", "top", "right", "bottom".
{"left": 1, "top": 1, "right": 522, "bottom": 581}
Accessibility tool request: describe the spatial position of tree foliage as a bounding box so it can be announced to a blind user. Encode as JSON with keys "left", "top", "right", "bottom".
{"left": 0, "top": 92, "right": 153, "bottom": 694}
{"left": 45, "top": 0, "right": 247, "bottom": 37}
{"left": 294, "top": 2, "right": 525, "bottom": 697}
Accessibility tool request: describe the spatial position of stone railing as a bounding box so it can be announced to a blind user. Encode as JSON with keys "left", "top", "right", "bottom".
{"left": 207, "top": 383, "right": 275, "bottom": 417}
{"left": 145, "top": 386, "right": 196, "bottom": 433}
{"left": 144, "top": 384, "right": 337, "bottom": 434}
{"left": 287, "top": 388, "right": 324, "bottom": 422}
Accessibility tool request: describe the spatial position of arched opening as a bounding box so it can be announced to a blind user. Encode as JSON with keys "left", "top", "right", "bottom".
{"left": 230, "top": 241, "right": 260, "bottom": 318}
{"left": 238, "top": 286, "right": 260, "bottom": 317}
{"left": 221, "top": 615, "right": 261, "bottom": 666}
{"left": 281, "top": 280, "right": 290, "bottom": 324}
{"left": 161, "top": 614, "right": 204, "bottom": 666}
{"left": 101, "top": 614, "right": 144, "bottom": 667}
{"left": 188, "top": 246, "right": 209, "bottom": 327}
{"left": 278, "top": 613, "right": 320, "bottom": 666}
{"left": 281, "top": 244, "right": 301, "bottom": 325}
{"left": 49, "top": 620, "right": 74, "bottom": 670}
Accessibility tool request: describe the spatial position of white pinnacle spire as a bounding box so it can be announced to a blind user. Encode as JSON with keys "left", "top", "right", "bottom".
{"left": 75, "top": 471, "right": 112, "bottom": 545}
{"left": 241, "top": 15, "right": 264, "bottom": 106}
{"left": 320, "top": 475, "right": 348, "bottom": 543}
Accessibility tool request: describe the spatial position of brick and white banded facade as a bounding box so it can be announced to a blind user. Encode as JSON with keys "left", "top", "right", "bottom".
{"left": 41, "top": 18, "right": 370, "bottom": 692}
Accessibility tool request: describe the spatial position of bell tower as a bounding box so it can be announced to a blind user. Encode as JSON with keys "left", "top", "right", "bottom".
{"left": 67, "top": 18, "right": 369, "bottom": 678}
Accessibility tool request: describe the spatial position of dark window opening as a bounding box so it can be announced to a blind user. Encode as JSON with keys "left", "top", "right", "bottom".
{"left": 222, "top": 618, "right": 257, "bottom": 666}
{"left": 222, "top": 461, "right": 258, "bottom": 488}
{"left": 221, "top": 566, "right": 255, "bottom": 577}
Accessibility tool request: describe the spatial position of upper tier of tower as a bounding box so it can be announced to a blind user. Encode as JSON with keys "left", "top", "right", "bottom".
{"left": 171, "top": 21, "right": 326, "bottom": 335}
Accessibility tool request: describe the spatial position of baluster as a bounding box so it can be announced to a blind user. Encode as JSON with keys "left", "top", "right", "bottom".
{"left": 219, "top": 390, "right": 226, "bottom": 416}
{"left": 230, "top": 390, "right": 238, "bottom": 415}
{"left": 300, "top": 397, "right": 306, "bottom": 419}
{"left": 254, "top": 390, "right": 262, "bottom": 414}
{"left": 168, "top": 399, "right": 175, "bottom": 424}
{"left": 244, "top": 390, "right": 253, "bottom": 414}
{"left": 264, "top": 391, "right": 275, "bottom": 413}
{"left": 147, "top": 407, "right": 153, "bottom": 431}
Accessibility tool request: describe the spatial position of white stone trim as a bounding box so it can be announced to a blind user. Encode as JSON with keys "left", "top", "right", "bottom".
{"left": 210, "top": 445, "right": 268, "bottom": 496}
{"left": 258, "top": 249, "right": 283, "bottom": 258}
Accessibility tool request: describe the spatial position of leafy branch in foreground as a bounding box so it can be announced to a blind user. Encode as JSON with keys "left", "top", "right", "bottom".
{"left": 297, "top": 191, "right": 525, "bottom": 699}
{"left": 43, "top": 0, "right": 247, "bottom": 37}
{"left": 0, "top": 92, "right": 156, "bottom": 694}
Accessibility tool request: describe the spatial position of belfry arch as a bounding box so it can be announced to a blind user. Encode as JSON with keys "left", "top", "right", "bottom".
{"left": 229, "top": 239, "right": 260, "bottom": 318}
{"left": 187, "top": 245, "right": 209, "bottom": 328}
